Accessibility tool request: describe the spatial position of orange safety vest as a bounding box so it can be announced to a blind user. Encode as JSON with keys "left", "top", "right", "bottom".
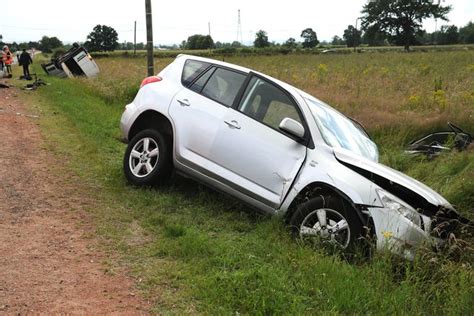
{"left": 4, "top": 50, "right": 13, "bottom": 65}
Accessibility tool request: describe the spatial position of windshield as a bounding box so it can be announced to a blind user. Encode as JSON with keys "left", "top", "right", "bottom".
{"left": 305, "top": 97, "right": 379, "bottom": 162}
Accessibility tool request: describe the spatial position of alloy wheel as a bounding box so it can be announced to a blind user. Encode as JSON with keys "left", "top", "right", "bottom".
{"left": 299, "top": 208, "right": 351, "bottom": 249}
{"left": 129, "top": 137, "right": 160, "bottom": 178}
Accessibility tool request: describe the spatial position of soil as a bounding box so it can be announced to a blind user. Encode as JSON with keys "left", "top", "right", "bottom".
{"left": 0, "top": 84, "right": 150, "bottom": 314}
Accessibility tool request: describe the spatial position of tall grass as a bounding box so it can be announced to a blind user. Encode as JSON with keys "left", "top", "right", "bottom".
{"left": 81, "top": 52, "right": 474, "bottom": 213}
{"left": 26, "top": 51, "right": 474, "bottom": 314}
{"left": 85, "top": 52, "right": 474, "bottom": 134}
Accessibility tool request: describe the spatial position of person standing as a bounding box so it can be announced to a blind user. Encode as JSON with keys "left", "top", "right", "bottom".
{"left": 3, "top": 46, "right": 13, "bottom": 75}
{"left": 19, "top": 49, "right": 33, "bottom": 78}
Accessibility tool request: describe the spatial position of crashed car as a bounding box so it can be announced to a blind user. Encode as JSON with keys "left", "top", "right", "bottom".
{"left": 41, "top": 43, "right": 99, "bottom": 78}
{"left": 120, "top": 55, "right": 465, "bottom": 258}
{"left": 406, "top": 122, "right": 472, "bottom": 158}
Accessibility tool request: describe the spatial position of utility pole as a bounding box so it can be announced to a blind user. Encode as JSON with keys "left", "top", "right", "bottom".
{"left": 145, "top": 0, "right": 154, "bottom": 76}
{"left": 354, "top": 17, "right": 361, "bottom": 52}
{"left": 208, "top": 22, "right": 212, "bottom": 52}
{"left": 134, "top": 21, "right": 137, "bottom": 56}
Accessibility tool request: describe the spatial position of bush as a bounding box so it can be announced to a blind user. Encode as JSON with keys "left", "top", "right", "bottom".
{"left": 52, "top": 48, "right": 66, "bottom": 59}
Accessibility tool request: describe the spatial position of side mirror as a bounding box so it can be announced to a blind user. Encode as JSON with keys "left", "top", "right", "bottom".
{"left": 279, "top": 118, "right": 305, "bottom": 139}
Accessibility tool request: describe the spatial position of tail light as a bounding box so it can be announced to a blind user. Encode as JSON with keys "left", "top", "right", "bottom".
{"left": 141, "top": 76, "right": 162, "bottom": 88}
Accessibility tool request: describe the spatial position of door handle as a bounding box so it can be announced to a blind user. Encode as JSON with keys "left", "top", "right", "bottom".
{"left": 177, "top": 98, "right": 190, "bottom": 107}
{"left": 224, "top": 120, "right": 241, "bottom": 130}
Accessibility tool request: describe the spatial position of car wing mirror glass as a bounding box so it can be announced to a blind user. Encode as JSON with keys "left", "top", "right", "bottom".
{"left": 279, "top": 118, "right": 305, "bottom": 139}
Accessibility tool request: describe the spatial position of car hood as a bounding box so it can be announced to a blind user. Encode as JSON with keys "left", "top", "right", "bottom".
{"left": 333, "top": 147, "right": 452, "bottom": 210}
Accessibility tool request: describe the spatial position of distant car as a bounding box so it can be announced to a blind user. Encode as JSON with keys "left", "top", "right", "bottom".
{"left": 120, "top": 55, "right": 465, "bottom": 258}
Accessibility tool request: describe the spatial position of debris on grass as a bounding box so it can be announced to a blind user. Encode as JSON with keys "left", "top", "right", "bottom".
{"left": 406, "top": 122, "right": 473, "bottom": 158}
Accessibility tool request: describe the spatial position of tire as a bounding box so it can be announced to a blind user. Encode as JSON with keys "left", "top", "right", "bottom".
{"left": 123, "top": 129, "right": 172, "bottom": 186}
{"left": 289, "top": 195, "right": 365, "bottom": 255}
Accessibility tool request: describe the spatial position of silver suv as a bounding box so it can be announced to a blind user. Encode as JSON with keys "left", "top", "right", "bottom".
{"left": 120, "top": 55, "right": 460, "bottom": 257}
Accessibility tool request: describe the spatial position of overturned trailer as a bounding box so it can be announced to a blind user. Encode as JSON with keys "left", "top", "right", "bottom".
{"left": 42, "top": 44, "right": 100, "bottom": 78}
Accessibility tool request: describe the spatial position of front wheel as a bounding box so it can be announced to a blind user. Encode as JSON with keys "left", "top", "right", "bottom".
{"left": 290, "top": 195, "right": 365, "bottom": 254}
{"left": 123, "top": 129, "right": 172, "bottom": 186}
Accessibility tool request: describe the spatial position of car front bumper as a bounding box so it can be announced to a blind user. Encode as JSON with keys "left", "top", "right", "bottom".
{"left": 368, "top": 207, "right": 442, "bottom": 259}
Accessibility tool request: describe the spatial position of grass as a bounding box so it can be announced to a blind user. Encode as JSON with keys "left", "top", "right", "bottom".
{"left": 17, "top": 51, "right": 474, "bottom": 314}
{"left": 89, "top": 44, "right": 474, "bottom": 60}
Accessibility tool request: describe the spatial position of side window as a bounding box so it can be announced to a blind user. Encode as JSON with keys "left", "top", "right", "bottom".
{"left": 201, "top": 68, "right": 246, "bottom": 107}
{"left": 238, "top": 77, "right": 303, "bottom": 130}
{"left": 181, "top": 60, "right": 210, "bottom": 87}
{"left": 189, "top": 67, "right": 215, "bottom": 93}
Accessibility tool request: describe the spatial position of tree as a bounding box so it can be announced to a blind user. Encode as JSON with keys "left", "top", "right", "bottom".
{"left": 254, "top": 30, "right": 270, "bottom": 48}
{"left": 438, "top": 25, "right": 459, "bottom": 45}
{"left": 85, "top": 25, "right": 119, "bottom": 52}
{"left": 459, "top": 22, "right": 474, "bottom": 44}
{"left": 119, "top": 42, "right": 135, "bottom": 50}
{"left": 361, "top": 0, "right": 451, "bottom": 51}
{"left": 38, "top": 36, "right": 63, "bottom": 53}
{"left": 28, "top": 41, "right": 39, "bottom": 49}
{"left": 300, "top": 28, "right": 319, "bottom": 48}
{"left": 186, "top": 34, "right": 214, "bottom": 49}
{"left": 362, "top": 25, "right": 388, "bottom": 46}
{"left": 231, "top": 41, "right": 242, "bottom": 48}
{"left": 343, "top": 25, "right": 362, "bottom": 48}
{"left": 331, "top": 36, "right": 345, "bottom": 46}
{"left": 283, "top": 37, "right": 297, "bottom": 49}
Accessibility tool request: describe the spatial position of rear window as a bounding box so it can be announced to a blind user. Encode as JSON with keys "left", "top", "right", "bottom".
{"left": 201, "top": 68, "right": 247, "bottom": 107}
{"left": 190, "top": 67, "right": 216, "bottom": 93}
{"left": 181, "top": 60, "right": 211, "bottom": 87}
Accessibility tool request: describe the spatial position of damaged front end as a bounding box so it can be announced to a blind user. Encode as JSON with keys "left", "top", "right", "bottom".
{"left": 333, "top": 148, "right": 472, "bottom": 258}
{"left": 367, "top": 200, "right": 470, "bottom": 259}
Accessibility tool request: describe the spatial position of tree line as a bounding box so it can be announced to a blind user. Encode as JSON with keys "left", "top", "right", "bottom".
{"left": 0, "top": 35, "right": 63, "bottom": 53}
{"left": 180, "top": 20, "right": 474, "bottom": 51}
{"left": 179, "top": 1, "right": 474, "bottom": 51}
{"left": 2, "top": 1, "right": 474, "bottom": 54}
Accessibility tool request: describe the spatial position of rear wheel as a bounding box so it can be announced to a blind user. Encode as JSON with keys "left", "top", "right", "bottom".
{"left": 290, "top": 195, "right": 365, "bottom": 255}
{"left": 123, "top": 129, "right": 172, "bottom": 186}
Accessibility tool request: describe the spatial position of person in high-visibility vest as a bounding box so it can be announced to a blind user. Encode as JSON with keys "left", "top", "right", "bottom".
{"left": 3, "top": 46, "right": 13, "bottom": 75}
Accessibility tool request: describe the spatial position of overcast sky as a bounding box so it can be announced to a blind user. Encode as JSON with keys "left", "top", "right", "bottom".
{"left": 2, "top": 0, "right": 473, "bottom": 45}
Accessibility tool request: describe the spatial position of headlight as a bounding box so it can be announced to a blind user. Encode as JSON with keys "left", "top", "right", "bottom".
{"left": 377, "top": 189, "right": 421, "bottom": 227}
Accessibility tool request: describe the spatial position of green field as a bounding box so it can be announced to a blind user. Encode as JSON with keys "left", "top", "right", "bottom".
{"left": 22, "top": 51, "right": 474, "bottom": 314}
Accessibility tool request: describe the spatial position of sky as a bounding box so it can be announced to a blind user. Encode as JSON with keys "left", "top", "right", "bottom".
{"left": 1, "top": 0, "right": 473, "bottom": 45}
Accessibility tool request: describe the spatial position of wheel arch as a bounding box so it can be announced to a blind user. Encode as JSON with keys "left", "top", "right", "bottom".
{"left": 128, "top": 110, "right": 174, "bottom": 142}
{"left": 284, "top": 181, "right": 368, "bottom": 226}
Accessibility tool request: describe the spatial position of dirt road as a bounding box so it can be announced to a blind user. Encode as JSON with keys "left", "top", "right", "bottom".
{"left": 0, "top": 85, "right": 149, "bottom": 314}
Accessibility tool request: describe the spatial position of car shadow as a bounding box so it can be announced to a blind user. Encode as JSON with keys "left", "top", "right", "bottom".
{"left": 157, "top": 173, "right": 267, "bottom": 223}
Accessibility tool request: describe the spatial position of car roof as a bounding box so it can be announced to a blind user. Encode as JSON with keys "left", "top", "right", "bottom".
{"left": 176, "top": 54, "right": 300, "bottom": 96}
{"left": 177, "top": 54, "right": 252, "bottom": 74}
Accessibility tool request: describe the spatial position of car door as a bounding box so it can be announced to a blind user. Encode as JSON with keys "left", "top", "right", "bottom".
{"left": 210, "top": 75, "right": 308, "bottom": 208}
{"left": 169, "top": 61, "right": 248, "bottom": 175}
